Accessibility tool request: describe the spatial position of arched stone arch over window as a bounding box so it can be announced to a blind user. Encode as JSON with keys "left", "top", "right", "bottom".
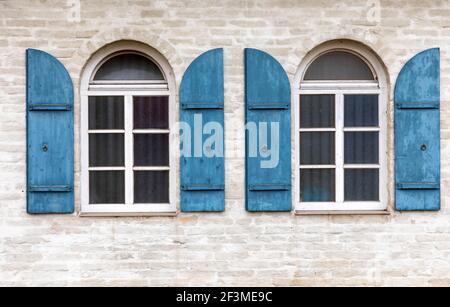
{"left": 294, "top": 40, "right": 389, "bottom": 213}
{"left": 80, "top": 41, "right": 177, "bottom": 216}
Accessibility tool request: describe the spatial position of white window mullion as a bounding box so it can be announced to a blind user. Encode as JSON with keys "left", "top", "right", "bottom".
{"left": 300, "top": 165, "right": 336, "bottom": 169}
{"left": 335, "top": 93, "right": 344, "bottom": 203}
{"left": 133, "top": 129, "right": 170, "bottom": 134}
{"left": 299, "top": 128, "right": 336, "bottom": 132}
{"left": 125, "top": 95, "right": 134, "bottom": 206}
{"left": 88, "top": 130, "right": 125, "bottom": 134}
{"left": 344, "top": 164, "right": 380, "bottom": 169}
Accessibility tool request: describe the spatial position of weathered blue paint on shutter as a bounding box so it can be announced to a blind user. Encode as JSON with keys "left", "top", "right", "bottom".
{"left": 245, "top": 48, "right": 292, "bottom": 212}
{"left": 180, "top": 48, "right": 225, "bottom": 212}
{"left": 26, "top": 49, "right": 74, "bottom": 214}
{"left": 395, "top": 48, "right": 440, "bottom": 211}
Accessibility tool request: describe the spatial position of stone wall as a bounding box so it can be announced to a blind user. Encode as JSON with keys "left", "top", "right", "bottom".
{"left": 0, "top": 0, "right": 449, "bottom": 286}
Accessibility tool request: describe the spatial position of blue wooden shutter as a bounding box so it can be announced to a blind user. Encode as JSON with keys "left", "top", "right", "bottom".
{"left": 395, "top": 48, "right": 440, "bottom": 211}
{"left": 180, "top": 49, "right": 225, "bottom": 212}
{"left": 27, "top": 49, "right": 74, "bottom": 214}
{"left": 245, "top": 48, "right": 292, "bottom": 212}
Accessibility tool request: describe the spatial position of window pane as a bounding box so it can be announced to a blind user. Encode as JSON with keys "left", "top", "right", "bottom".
{"left": 89, "top": 134, "right": 125, "bottom": 167}
{"left": 344, "top": 132, "right": 379, "bottom": 164}
{"left": 94, "top": 53, "right": 165, "bottom": 81}
{"left": 300, "top": 132, "right": 335, "bottom": 165}
{"left": 89, "top": 171, "right": 125, "bottom": 204}
{"left": 89, "top": 96, "right": 124, "bottom": 130}
{"left": 134, "top": 171, "right": 169, "bottom": 204}
{"left": 134, "top": 96, "right": 169, "bottom": 129}
{"left": 300, "top": 169, "right": 335, "bottom": 202}
{"left": 300, "top": 95, "right": 335, "bottom": 128}
{"left": 345, "top": 169, "right": 379, "bottom": 201}
{"left": 345, "top": 95, "right": 378, "bottom": 127}
{"left": 134, "top": 134, "right": 169, "bottom": 167}
{"left": 304, "top": 51, "right": 375, "bottom": 81}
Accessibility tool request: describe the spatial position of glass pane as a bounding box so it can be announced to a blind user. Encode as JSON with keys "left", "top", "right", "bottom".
{"left": 88, "top": 96, "right": 124, "bottom": 130}
{"left": 304, "top": 51, "right": 375, "bottom": 81}
{"left": 345, "top": 169, "right": 379, "bottom": 201}
{"left": 94, "top": 53, "right": 165, "bottom": 81}
{"left": 300, "top": 169, "right": 335, "bottom": 202}
{"left": 134, "top": 134, "right": 169, "bottom": 167}
{"left": 89, "top": 134, "right": 124, "bottom": 167}
{"left": 134, "top": 171, "right": 169, "bottom": 204}
{"left": 345, "top": 95, "right": 379, "bottom": 127}
{"left": 134, "top": 96, "right": 169, "bottom": 129}
{"left": 300, "top": 132, "right": 335, "bottom": 165}
{"left": 344, "top": 132, "right": 379, "bottom": 164}
{"left": 89, "top": 171, "right": 125, "bottom": 204}
{"left": 300, "top": 95, "right": 335, "bottom": 128}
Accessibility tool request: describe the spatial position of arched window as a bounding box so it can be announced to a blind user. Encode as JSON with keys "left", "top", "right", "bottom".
{"left": 295, "top": 42, "right": 388, "bottom": 212}
{"left": 303, "top": 51, "right": 376, "bottom": 81}
{"left": 80, "top": 42, "right": 176, "bottom": 216}
{"left": 93, "top": 53, "right": 166, "bottom": 81}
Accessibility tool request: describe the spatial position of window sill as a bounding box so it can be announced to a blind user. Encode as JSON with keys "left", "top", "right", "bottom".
{"left": 295, "top": 210, "right": 391, "bottom": 216}
{"left": 79, "top": 211, "right": 179, "bottom": 218}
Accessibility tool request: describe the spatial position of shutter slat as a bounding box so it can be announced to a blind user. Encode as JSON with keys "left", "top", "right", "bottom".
{"left": 394, "top": 48, "right": 440, "bottom": 211}
{"left": 27, "top": 49, "right": 74, "bottom": 214}
{"left": 179, "top": 49, "right": 225, "bottom": 212}
{"left": 245, "top": 48, "right": 292, "bottom": 212}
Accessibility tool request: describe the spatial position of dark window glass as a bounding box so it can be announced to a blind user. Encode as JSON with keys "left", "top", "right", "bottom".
{"left": 134, "top": 171, "right": 169, "bottom": 204}
{"left": 134, "top": 96, "right": 169, "bottom": 129}
{"left": 300, "top": 95, "right": 335, "bottom": 128}
{"left": 89, "top": 171, "right": 125, "bottom": 204}
{"left": 300, "top": 132, "right": 335, "bottom": 165}
{"left": 344, "top": 132, "right": 379, "bottom": 164}
{"left": 89, "top": 134, "right": 125, "bottom": 167}
{"left": 345, "top": 169, "right": 379, "bottom": 201}
{"left": 89, "top": 96, "right": 124, "bottom": 130}
{"left": 345, "top": 95, "right": 379, "bottom": 127}
{"left": 304, "top": 51, "right": 375, "bottom": 81}
{"left": 301, "top": 169, "right": 335, "bottom": 202}
{"left": 134, "top": 134, "right": 169, "bottom": 167}
{"left": 94, "top": 53, "right": 165, "bottom": 81}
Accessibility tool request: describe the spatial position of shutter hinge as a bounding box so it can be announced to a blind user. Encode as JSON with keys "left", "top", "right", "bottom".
{"left": 181, "top": 184, "right": 224, "bottom": 191}
{"left": 29, "top": 104, "right": 72, "bottom": 111}
{"left": 249, "top": 183, "right": 291, "bottom": 191}
{"left": 182, "top": 102, "right": 224, "bottom": 110}
{"left": 29, "top": 185, "right": 72, "bottom": 192}
{"left": 396, "top": 182, "right": 439, "bottom": 190}
{"left": 396, "top": 102, "right": 439, "bottom": 110}
{"left": 248, "top": 102, "right": 290, "bottom": 110}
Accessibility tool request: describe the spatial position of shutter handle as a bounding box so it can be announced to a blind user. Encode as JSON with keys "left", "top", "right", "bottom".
{"left": 421, "top": 144, "right": 427, "bottom": 152}
{"left": 42, "top": 144, "right": 49, "bottom": 152}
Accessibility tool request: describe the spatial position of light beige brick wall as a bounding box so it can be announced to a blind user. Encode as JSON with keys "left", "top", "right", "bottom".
{"left": 0, "top": 0, "right": 449, "bottom": 286}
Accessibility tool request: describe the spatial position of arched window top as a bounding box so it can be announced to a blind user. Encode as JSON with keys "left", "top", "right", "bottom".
{"left": 92, "top": 52, "right": 165, "bottom": 82}
{"left": 303, "top": 50, "right": 376, "bottom": 81}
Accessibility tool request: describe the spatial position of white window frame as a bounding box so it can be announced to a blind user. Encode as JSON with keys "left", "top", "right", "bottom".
{"left": 294, "top": 42, "right": 389, "bottom": 212}
{"left": 80, "top": 42, "right": 177, "bottom": 216}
